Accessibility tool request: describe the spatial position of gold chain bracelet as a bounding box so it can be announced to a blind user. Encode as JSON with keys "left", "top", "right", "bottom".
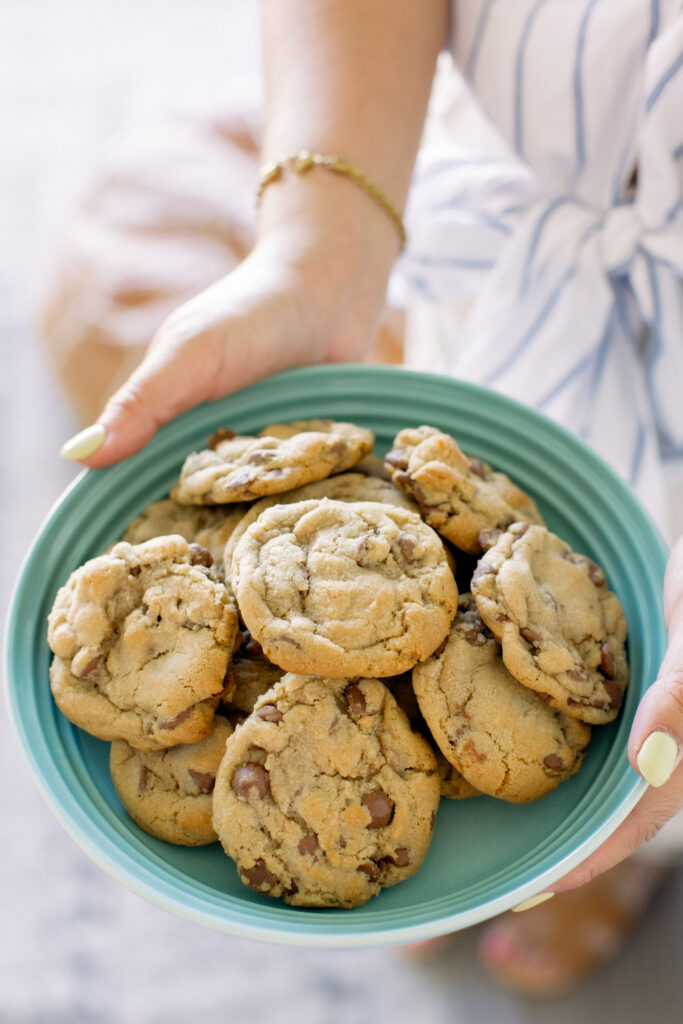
{"left": 256, "top": 150, "right": 407, "bottom": 253}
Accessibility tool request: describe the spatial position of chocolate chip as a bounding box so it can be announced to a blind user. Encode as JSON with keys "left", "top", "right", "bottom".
{"left": 537, "top": 692, "right": 554, "bottom": 703}
{"left": 430, "top": 811, "right": 436, "bottom": 831}
{"left": 543, "top": 754, "right": 564, "bottom": 771}
{"left": 159, "top": 707, "right": 193, "bottom": 730}
{"left": 255, "top": 704, "right": 283, "bottom": 724}
{"left": 472, "top": 562, "right": 496, "bottom": 584}
{"left": 600, "top": 643, "right": 616, "bottom": 679}
{"left": 345, "top": 684, "right": 367, "bottom": 718}
{"left": 567, "top": 668, "right": 590, "bottom": 683}
{"left": 227, "top": 469, "right": 254, "bottom": 489}
{"left": 357, "top": 861, "right": 381, "bottom": 883}
{"left": 464, "top": 739, "right": 487, "bottom": 763}
{"left": 520, "top": 627, "right": 543, "bottom": 645}
{"left": 468, "top": 457, "right": 488, "bottom": 479}
{"left": 463, "top": 627, "right": 484, "bottom": 646}
{"left": 603, "top": 678, "right": 624, "bottom": 709}
{"left": 207, "top": 427, "right": 236, "bottom": 449}
{"left": 246, "top": 449, "right": 275, "bottom": 465}
{"left": 129, "top": 565, "right": 141, "bottom": 576}
{"left": 138, "top": 765, "right": 148, "bottom": 793}
{"left": 354, "top": 535, "right": 373, "bottom": 566}
{"left": 384, "top": 450, "right": 408, "bottom": 470}
{"left": 391, "top": 847, "right": 411, "bottom": 867}
{"left": 188, "top": 769, "right": 216, "bottom": 793}
{"left": 398, "top": 534, "right": 416, "bottom": 563}
{"left": 189, "top": 543, "right": 213, "bottom": 567}
{"left": 241, "top": 858, "right": 278, "bottom": 891}
{"left": 80, "top": 655, "right": 103, "bottom": 677}
{"left": 298, "top": 834, "right": 319, "bottom": 857}
{"left": 328, "top": 440, "right": 347, "bottom": 458}
{"left": 412, "top": 482, "right": 429, "bottom": 506}
{"left": 232, "top": 763, "right": 270, "bottom": 799}
{"left": 587, "top": 560, "right": 607, "bottom": 586}
{"left": 361, "top": 789, "right": 394, "bottom": 828}
{"left": 478, "top": 528, "right": 502, "bottom": 551}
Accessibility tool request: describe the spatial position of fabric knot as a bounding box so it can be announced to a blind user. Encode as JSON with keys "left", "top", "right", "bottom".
{"left": 599, "top": 204, "right": 642, "bottom": 277}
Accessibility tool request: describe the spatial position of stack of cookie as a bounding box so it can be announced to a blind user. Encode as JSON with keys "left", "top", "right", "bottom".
{"left": 46, "top": 418, "right": 628, "bottom": 909}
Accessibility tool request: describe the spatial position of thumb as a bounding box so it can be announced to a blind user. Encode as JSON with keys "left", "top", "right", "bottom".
{"left": 59, "top": 336, "right": 220, "bottom": 468}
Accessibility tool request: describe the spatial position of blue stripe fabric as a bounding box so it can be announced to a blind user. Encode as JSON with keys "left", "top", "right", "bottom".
{"left": 573, "top": 0, "right": 600, "bottom": 176}
{"left": 465, "top": 0, "right": 498, "bottom": 81}
{"left": 514, "top": 0, "right": 551, "bottom": 156}
{"left": 391, "top": 1, "right": 683, "bottom": 532}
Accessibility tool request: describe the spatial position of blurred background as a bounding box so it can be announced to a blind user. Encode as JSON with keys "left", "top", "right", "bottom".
{"left": 2, "top": 2, "right": 681, "bottom": 1022}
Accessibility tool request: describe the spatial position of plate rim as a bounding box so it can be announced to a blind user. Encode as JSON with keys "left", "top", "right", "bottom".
{"left": 4, "top": 364, "right": 667, "bottom": 946}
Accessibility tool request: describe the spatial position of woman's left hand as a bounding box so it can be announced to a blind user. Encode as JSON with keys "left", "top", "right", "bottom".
{"left": 550, "top": 533, "right": 683, "bottom": 893}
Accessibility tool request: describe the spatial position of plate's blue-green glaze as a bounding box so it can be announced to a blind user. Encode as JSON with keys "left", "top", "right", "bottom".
{"left": 5, "top": 366, "right": 668, "bottom": 947}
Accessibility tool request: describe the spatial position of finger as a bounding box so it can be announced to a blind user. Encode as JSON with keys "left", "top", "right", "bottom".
{"left": 65, "top": 336, "right": 220, "bottom": 468}
{"left": 627, "top": 536, "right": 683, "bottom": 787}
{"left": 548, "top": 760, "right": 683, "bottom": 893}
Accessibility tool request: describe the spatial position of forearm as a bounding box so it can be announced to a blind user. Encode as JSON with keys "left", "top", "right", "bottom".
{"left": 258, "top": 0, "right": 447, "bottom": 265}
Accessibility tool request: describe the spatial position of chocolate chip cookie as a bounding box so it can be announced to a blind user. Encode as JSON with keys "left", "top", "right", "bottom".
{"left": 48, "top": 535, "right": 239, "bottom": 749}
{"left": 471, "top": 524, "right": 628, "bottom": 724}
{"left": 212, "top": 675, "right": 440, "bottom": 907}
{"left": 384, "top": 426, "right": 544, "bottom": 554}
{"left": 413, "top": 595, "right": 591, "bottom": 802}
{"left": 223, "top": 471, "right": 419, "bottom": 580}
{"left": 171, "top": 420, "right": 374, "bottom": 505}
{"left": 122, "top": 497, "right": 246, "bottom": 579}
{"left": 110, "top": 715, "right": 234, "bottom": 845}
{"left": 231, "top": 499, "right": 459, "bottom": 677}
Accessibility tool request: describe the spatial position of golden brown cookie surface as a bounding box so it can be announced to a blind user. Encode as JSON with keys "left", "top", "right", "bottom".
{"left": 122, "top": 496, "right": 246, "bottom": 579}
{"left": 471, "top": 524, "right": 628, "bottom": 724}
{"left": 212, "top": 675, "right": 440, "bottom": 907}
{"left": 110, "top": 716, "right": 234, "bottom": 845}
{"left": 231, "top": 499, "right": 459, "bottom": 677}
{"left": 223, "top": 471, "right": 418, "bottom": 580}
{"left": 413, "top": 595, "right": 591, "bottom": 802}
{"left": 385, "top": 426, "right": 544, "bottom": 554}
{"left": 172, "top": 421, "right": 374, "bottom": 505}
{"left": 48, "top": 536, "right": 238, "bottom": 749}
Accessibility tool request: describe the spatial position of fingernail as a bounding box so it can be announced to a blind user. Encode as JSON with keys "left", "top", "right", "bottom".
{"left": 637, "top": 731, "right": 679, "bottom": 787}
{"left": 60, "top": 424, "right": 106, "bottom": 461}
{"left": 511, "top": 891, "right": 554, "bottom": 913}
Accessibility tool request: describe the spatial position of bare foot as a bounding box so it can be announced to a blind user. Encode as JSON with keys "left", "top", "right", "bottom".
{"left": 478, "top": 860, "right": 670, "bottom": 997}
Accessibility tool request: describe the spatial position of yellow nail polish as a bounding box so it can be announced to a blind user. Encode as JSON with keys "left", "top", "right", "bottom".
{"left": 60, "top": 424, "right": 106, "bottom": 461}
{"left": 511, "top": 891, "right": 555, "bottom": 913}
{"left": 637, "top": 731, "right": 678, "bottom": 788}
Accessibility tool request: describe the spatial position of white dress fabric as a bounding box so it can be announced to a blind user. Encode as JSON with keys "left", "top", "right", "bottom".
{"left": 392, "top": 0, "right": 683, "bottom": 542}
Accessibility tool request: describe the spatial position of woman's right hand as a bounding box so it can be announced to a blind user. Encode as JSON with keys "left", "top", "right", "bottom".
{"left": 69, "top": 213, "right": 394, "bottom": 467}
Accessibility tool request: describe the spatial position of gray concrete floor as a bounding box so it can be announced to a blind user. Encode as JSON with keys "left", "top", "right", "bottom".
{"left": 1, "top": 3, "right": 681, "bottom": 1022}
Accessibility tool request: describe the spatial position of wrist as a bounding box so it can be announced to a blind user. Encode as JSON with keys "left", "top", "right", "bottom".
{"left": 256, "top": 161, "right": 401, "bottom": 278}
{"left": 255, "top": 167, "right": 399, "bottom": 356}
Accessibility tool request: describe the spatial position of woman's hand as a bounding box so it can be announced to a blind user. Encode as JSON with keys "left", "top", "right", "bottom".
{"left": 64, "top": 214, "right": 393, "bottom": 467}
{"left": 549, "top": 533, "right": 683, "bottom": 894}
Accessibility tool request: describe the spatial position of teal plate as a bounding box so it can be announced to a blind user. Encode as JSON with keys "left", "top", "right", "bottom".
{"left": 5, "top": 365, "right": 668, "bottom": 947}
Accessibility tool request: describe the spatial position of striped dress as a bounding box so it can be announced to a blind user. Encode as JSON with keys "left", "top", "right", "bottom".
{"left": 392, "top": 0, "right": 683, "bottom": 541}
